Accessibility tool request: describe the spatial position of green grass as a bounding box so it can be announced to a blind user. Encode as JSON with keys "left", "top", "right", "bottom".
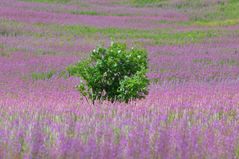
{"left": 218, "top": 0, "right": 239, "bottom": 20}
{"left": 0, "top": 29, "right": 19, "bottom": 37}
{"left": 37, "top": 23, "right": 218, "bottom": 45}
{"left": 0, "top": 19, "right": 222, "bottom": 48}
{"left": 235, "top": 143, "right": 239, "bottom": 159}
{"left": 192, "top": 0, "right": 239, "bottom": 25}
{"left": 69, "top": 10, "right": 130, "bottom": 16}
{"left": 194, "top": 19, "right": 239, "bottom": 27}
{"left": 20, "top": 0, "right": 70, "bottom": 3}
{"left": 70, "top": 10, "right": 100, "bottom": 16}
{"left": 193, "top": 58, "right": 213, "bottom": 65}
{"left": 31, "top": 71, "right": 55, "bottom": 80}
{"left": 130, "top": 0, "right": 165, "bottom": 6}
{"left": 155, "top": 0, "right": 239, "bottom": 27}
{"left": 218, "top": 59, "right": 239, "bottom": 67}
{"left": 0, "top": 20, "right": 24, "bottom": 37}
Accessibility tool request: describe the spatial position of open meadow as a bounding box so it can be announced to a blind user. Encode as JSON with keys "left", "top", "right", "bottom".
{"left": 1, "top": 0, "right": 239, "bottom": 158}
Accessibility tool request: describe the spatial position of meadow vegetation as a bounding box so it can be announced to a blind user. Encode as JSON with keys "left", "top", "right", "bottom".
{"left": 0, "top": 0, "right": 239, "bottom": 158}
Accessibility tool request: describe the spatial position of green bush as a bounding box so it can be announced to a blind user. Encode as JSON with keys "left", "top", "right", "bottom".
{"left": 67, "top": 42, "right": 149, "bottom": 103}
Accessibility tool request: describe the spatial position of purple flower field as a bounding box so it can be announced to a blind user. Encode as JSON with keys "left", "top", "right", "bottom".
{"left": 1, "top": 0, "right": 239, "bottom": 158}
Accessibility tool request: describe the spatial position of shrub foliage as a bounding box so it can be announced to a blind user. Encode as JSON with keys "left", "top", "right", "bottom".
{"left": 67, "top": 42, "right": 149, "bottom": 103}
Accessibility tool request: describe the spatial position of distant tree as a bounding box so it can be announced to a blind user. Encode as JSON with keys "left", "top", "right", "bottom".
{"left": 67, "top": 42, "right": 149, "bottom": 103}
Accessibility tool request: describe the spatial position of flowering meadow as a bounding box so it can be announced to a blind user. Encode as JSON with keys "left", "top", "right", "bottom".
{"left": 1, "top": 0, "right": 239, "bottom": 158}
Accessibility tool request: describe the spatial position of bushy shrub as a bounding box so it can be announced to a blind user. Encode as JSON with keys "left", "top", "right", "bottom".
{"left": 67, "top": 42, "right": 149, "bottom": 103}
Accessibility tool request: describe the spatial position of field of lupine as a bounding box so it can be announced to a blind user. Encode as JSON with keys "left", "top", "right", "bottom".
{"left": 1, "top": 0, "right": 239, "bottom": 158}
